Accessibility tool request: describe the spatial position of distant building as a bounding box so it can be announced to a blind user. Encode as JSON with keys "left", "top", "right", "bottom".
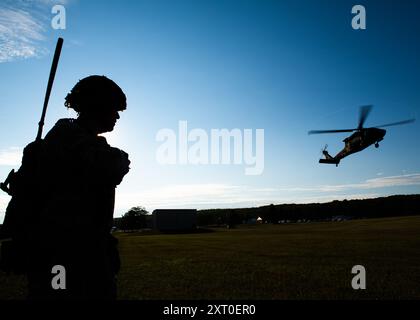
{"left": 331, "top": 215, "right": 352, "bottom": 222}
{"left": 152, "top": 209, "right": 197, "bottom": 231}
{"left": 245, "top": 218, "right": 257, "bottom": 225}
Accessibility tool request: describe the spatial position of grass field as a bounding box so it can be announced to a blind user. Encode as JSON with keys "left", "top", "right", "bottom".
{"left": 1, "top": 215, "right": 420, "bottom": 300}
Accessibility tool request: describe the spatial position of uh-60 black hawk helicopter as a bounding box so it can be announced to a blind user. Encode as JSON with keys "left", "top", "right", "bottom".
{"left": 308, "top": 105, "right": 415, "bottom": 166}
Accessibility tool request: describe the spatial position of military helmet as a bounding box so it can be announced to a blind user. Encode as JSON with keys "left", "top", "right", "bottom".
{"left": 64, "top": 75, "right": 126, "bottom": 113}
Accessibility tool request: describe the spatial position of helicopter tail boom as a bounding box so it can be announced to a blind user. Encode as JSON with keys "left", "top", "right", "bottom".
{"left": 319, "top": 149, "right": 340, "bottom": 166}
{"left": 319, "top": 158, "right": 340, "bottom": 165}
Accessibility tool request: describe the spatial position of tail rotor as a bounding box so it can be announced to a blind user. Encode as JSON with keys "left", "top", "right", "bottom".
{"left": 320, "top": 144, "right": 328, "bottom": 156}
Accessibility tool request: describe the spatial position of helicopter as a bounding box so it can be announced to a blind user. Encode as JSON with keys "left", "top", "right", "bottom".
{"left": 308, "top": 105, "right": 415, "bottom": 166}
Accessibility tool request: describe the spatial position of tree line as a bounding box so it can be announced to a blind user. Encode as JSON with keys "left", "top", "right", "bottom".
{"left": 196, "top": 194, "right": 420, "bottom": 226}
{"left": 107, "top": 194, "right": 420, "bottom": 231}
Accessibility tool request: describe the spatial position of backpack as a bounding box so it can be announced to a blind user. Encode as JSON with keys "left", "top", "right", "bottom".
{"left": 0, "top": 140, "right": 46, "bottom": 274}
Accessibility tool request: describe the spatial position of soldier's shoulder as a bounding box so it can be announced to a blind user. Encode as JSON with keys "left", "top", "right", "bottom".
{"left": 45, "top": 118, "right": 91, "bottom": 140}
{"left": 53, "top": 118, "right": 81, "bottom": 132}
{"left": 45, "top": 118, "right": 78, "bottom": 137}
{"left": 45, "top": 118, "right": 109, "bottom": 148}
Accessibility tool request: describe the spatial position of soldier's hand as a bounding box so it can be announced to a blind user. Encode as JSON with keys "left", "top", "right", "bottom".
{"left": 119, "top": 150, "right": 131, "bottom": 175}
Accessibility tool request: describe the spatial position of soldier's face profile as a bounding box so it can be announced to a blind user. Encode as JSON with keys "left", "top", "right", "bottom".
{"left": 98, "top": 109, "right": 120, "bottom": 133}
{"left": 78, "top": 107, "right": 121, "bottom": 134}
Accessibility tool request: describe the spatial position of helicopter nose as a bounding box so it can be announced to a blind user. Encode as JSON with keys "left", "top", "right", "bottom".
{"left": 380, "top": 129, "right": 386, "bottom": 138}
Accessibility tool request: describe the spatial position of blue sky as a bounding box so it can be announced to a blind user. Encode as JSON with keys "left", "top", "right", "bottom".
{"left": 1, "top": 0, "right": 419, "bottom": 220}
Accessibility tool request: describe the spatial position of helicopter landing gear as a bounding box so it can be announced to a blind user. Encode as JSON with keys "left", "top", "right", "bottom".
{"left": 375, "top": 142, "right": 379, "bottom": 148}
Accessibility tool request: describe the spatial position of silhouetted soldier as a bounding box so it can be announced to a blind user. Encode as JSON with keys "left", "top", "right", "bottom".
{"left": 23, "top": 75, "right": 130, "bottom": 299}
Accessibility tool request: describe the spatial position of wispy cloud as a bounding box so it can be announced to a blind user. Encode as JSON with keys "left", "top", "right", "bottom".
{"left": 0, "top": 147, "right": 22, "bottom": 166}
{"left": 284, "top": 174, "right": 420, "bottom": 193}
{"left": 0, "top": 0, "right": 67, "bottom": 63}
{"left": 0, "top": 5, "right": 45, "bottom": 62}
{"left": 358, "top": 174, "right": 420, "bottom": 189}
{"left": 115, "top": 184, "right": 276, "bottom": 213}
{"left": 295, "top": 193, "right": 381, "bottom": 204}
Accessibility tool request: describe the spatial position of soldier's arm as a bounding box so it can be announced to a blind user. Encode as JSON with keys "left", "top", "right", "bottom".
{"left": 81, "top": 136, "right": 130, "bottom": 186}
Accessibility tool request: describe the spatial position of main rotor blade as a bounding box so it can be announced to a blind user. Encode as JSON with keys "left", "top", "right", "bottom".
{"left": 373, "top": 118, "right": 415, "bottom": 128}
{"left": 308, "top": 129, "right": 356, "bottom": 134}
{"left": 358, "top": 105, "right": 373, "bottom": 129}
